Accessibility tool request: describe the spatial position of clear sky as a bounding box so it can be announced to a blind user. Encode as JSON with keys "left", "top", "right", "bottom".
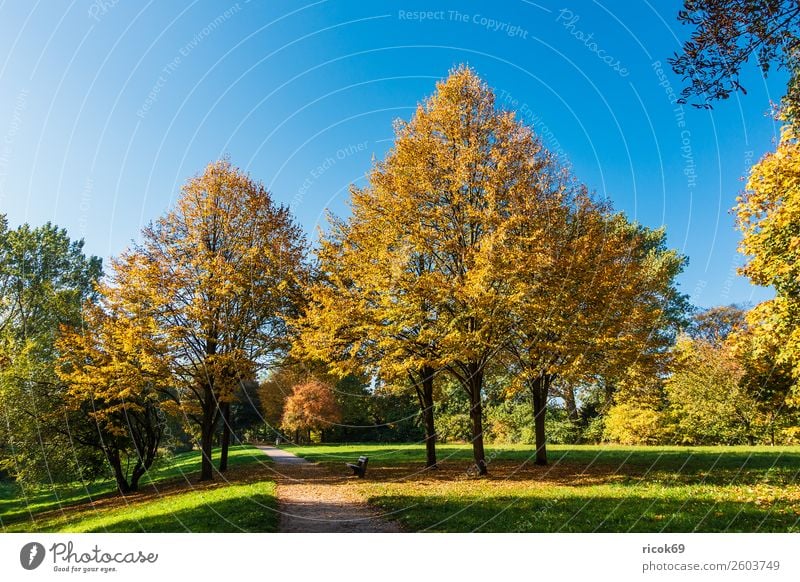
{"left": 0, "top": 0, "right": 787, "bottom": 308}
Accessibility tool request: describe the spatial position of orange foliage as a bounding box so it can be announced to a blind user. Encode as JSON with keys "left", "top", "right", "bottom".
{"left": 281, "top": 379, "right": 342, "bottom": 433}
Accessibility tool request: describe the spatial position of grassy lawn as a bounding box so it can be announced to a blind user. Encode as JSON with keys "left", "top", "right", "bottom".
{"left": 286, "top": 443, "right": 800, "bottom": 532}
{"left": 1, "top": 445, "right": 278, "bottom": 533}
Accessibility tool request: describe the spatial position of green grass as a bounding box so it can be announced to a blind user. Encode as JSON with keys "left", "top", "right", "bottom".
{"left": 6, "top": 481, "right": 277, "bottom": 533}
{"left": 1, "top": 445, "right": 276, "bottom": 532}
{"left": 287, "top": 443, "right": 800, "bottom": 532}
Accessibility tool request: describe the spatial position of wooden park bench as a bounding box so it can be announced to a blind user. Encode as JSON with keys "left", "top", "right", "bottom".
{"left": 346, "top": 455, "right": 368, "bottom": 478}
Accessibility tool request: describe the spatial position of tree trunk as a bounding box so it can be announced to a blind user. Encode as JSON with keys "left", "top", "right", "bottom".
{"left": 199, "top": 383, "right": 216, "bottom": 481}
{"left": 107, "top": 448, "right": 131, "bottom": 494}
{"left": 130, "top": 463, "right": 145, "bottom": 492}
{"left": 467, "top": 365, "right": 487, "bottom": 475}
{"left": 200, "top": 332, "right": 218, "bottom": 481}
{"left": 602, "top": 380, "right": 616, "bottom": 413}
{"left": 563, "top": 384, "right": 579, "bottom": 423}
{"left": 122, "top": 403, "right": 162, "bottom": 492}
{"left": 219, "top": 402, "right": 232, "bottom": 472}
{"left": 770, "top": 413, "right": 776, "bottom": 446}
{"left": 531, "top": 374, "right": 550, "bottom": 466}
{"left": 420, "top": 366, "right": 437, "bottom": 469}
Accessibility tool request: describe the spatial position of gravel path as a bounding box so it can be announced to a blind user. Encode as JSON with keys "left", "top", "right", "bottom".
{"left": 257, "top": 446, "right": 401, "bottom": 533}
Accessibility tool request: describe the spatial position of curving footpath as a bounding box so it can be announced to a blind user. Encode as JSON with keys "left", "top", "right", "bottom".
{"left": 257, "top": 446, "right": 401, "bottom": 533}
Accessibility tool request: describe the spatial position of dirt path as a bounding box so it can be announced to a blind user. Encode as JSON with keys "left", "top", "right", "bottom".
{"left": 257, "top": 446, "right": 401, "bottom": 533}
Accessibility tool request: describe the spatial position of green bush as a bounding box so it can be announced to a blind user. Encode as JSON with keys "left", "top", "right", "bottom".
{"left": 582, "top": 415, "right": 606, "bottom": 443}
{"left": 435, "top": 412, "right": 472, "bottom": 442}
{"left": 485, "top": 400, "right": 532, "bottom": 444}
{"left": 546, "top": 407, "right": 583, "bottom": 444}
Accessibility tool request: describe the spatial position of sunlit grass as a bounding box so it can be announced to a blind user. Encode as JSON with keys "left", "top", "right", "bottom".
{"left": 288, "top": 443, "right": 800, "bottom": 532}
{"left": 1, "top": 445, "right": 273, "bottom": 531}
{"left": 6, "top": 481, "right": 277, "bottom": 533}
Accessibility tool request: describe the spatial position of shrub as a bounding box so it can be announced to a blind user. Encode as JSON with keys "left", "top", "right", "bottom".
{"left": 604, "top": 403, "right": 667, "bottom": 445}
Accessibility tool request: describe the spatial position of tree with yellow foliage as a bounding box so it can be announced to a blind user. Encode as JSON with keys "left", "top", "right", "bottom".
{"left": 729, "top": 303, "right": 799, "bottom": 443}
{"left": 57, "top": 283, "right": 172, "bottom": 493}
{"left": 112, "top": 159, "right": 308, "bottom": 480}
{"left": 665, "top": 335, "right": 759, "bottom": 445}
{"left": 258, "top": 367, "right": 301, "bottom": 436}
{"left": 735, "top": 121, "right": 800, "bottom": 382}
{"left": 296, "top": 204, "right": 444, "bottom": 468}
{"left": 496, "top": 187, "right": 687, "bottom": 463}
{"left": 300, "top": 66, "right": 688, "bottom": 472}
{"left": 300, "top": 67, "right": 552, "bottom": 474}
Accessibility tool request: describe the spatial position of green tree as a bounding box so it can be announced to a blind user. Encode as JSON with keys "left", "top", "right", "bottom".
{"left": 665, "top": 335, "right": 760, "bottom": 444}
{"left": 328, "top": 374, "right": 374, "bottom": 442}
{"left": 369, "top": 379, "right": 428, "bottom": 443}
{"left": 258, "top": 368, "right": 301, "bottom": 439}
{"left": 0, "top": 218, "right": 103, "bottom": 483}
{"left": 605, "top": 306, "right": 798, "bottom": 446}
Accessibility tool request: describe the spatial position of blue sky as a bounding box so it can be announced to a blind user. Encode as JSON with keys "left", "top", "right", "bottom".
{"left": 0, "top": 0, "right": 787, "bottom": 308}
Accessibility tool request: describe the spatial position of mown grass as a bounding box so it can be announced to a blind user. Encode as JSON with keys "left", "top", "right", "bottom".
{"left": 1, "top": 445, "right": 277, "bottom": 532}
{"left": 6, "top": 481, "right": 277, "bottom": 533}
{"left": 287, "top": 443, "right": 800, "bottom": 532}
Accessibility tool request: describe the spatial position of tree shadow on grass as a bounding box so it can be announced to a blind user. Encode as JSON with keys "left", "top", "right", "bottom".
{"left": 351, "top": 447, "right": 800, "bottom": 488}
{"left": 1, "top": 445, "right": 274, "bottom": 530}
{"left": 546, "top": 449, "right": 800, "bottom": 482}
{"left": 370, "top": 493, "right": 800, "bottom": 533}
{"left": 300, "top": 445, "right": 800, "bottom": 474}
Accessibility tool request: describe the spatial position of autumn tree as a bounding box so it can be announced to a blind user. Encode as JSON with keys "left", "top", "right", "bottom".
{"left": 603, "top": 403, "right": 667, "bottom": 445}
{"left": 295, "top": 142, "right": 446, "bottom": 468}
{"left": 300, "top": 67, "right": 689, "bottom": 471}
{"left": 498, "top": 192, "right": 687, "bottom": 463}
{"left": 258, "top": 366, "right": 314, "bottom": 440}
{"left": 364, "top": 67, "right": 562, "bottom": 474}
{"left": 113, "top": 160, "right": 308, "bottom": 480}
{"left": 605, "top": 305, "right": 797, "bottom": 446}
{"left": 258, "top": 371, "right": 293, "bottom": 432}
{"left": 0, "top": 218, "right": 103, "bottom": 483}
{"left": 301, "top": 67, "right": 564, "bottom": 474}
{"left": 735, "top": 122, "right": 800, "bottom": 381}
{"left": 280, "top": 379, "right": 341, "bottom": 443}
{"left": 670, "top": 0, "right": 800, "bottom": 116}
{"left": 56, "top": 283, "right": 172, "bottom": 493}
{"left": 296, "top": 227, "right": 443, "bottom": 467}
